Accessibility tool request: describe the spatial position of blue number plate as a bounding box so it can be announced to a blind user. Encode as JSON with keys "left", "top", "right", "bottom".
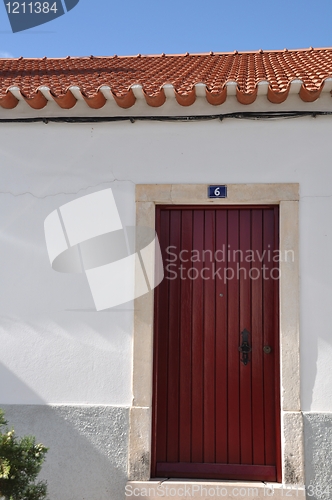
{"left": 208, "top": 185, "right": 227, "bottom": 198}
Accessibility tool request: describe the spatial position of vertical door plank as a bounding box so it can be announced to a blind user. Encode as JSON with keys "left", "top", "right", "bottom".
{"left": 239, "top": 210, "right": 252, "bottom": 464}
{"left": 273, "top": 207, "right": 282, "bottom": 481}
{"left": 155, "top": 209, "right": 170, "bottom": 463}
{"left": 227, "top": 210, "right": 240, "bottom": 464}
{"left": 203, "top": 210, "right": 216, "bottom": 462}
{"left": 251, "top": 209, "right": 265, "bottom": 465}
{"left": 191, "top": 210, "right": 205, "bottom": 463}
{"left": 179, "top": 210, "right": 193, "bottom": 462}
{"left": 215, "top": 210, "right": 228, "bottom": 463}
{"left": 263, "top": 209, "right": 276, "bottom": 466}
{"left": 167, "top": 210, "right": 182, "bottom": 462}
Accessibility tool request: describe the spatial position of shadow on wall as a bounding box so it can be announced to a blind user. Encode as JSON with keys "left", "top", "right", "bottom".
{"left": 0, "top": 363, "right": 45, "bottom": 405}
{"left": 0, "top": 365, "right": 129, "bottom": 500}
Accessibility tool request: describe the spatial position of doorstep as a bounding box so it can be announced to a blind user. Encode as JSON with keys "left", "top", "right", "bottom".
{"left": 125, "top": 480, "right": 306, "bottom": 499}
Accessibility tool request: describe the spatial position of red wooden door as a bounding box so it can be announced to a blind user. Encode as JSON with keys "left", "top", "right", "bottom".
{"left": 152, "top": 206, "right": 281, "bottom": 482}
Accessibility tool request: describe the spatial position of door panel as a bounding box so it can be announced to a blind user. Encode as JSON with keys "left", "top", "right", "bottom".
{"left": 152, "top": 206, "right": 281, "bottom": 482}
{"left": 178, "top": 209, "right": 193, "bottom": 463}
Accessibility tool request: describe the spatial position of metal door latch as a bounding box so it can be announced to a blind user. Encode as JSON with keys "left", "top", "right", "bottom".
{"left": 239, "top": 329, "right": 251, "bottom": 365}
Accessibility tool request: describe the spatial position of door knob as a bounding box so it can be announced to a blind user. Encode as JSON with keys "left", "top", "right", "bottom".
{"left": 239, "top": 329, "right": 251, "bottom": 365}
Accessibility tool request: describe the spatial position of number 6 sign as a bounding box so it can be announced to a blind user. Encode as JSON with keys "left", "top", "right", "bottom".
{"left": 208, "top": 185, "right": 227, "bottom": 198}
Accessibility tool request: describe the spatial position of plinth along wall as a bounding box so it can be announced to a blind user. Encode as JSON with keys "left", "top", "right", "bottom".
{"left": 0, "top": 73, "right": 332, "bottom": 498}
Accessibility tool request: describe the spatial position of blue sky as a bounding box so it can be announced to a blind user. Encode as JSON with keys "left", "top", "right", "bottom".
{"left": 0, "top": 0, "right": 332, "bottom": 58}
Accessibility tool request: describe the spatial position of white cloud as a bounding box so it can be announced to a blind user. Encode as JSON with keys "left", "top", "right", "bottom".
{"left": 0, "top": 51, "right": 14, "bottom": 58}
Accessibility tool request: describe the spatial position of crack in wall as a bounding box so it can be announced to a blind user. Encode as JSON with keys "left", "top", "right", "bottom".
{"left": 0, "top": 177, "right": 136, "bottom": 199}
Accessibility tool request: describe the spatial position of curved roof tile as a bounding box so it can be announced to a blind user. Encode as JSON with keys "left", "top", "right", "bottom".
{"left": 1, "top": 48, "right": 332, "bottom": 109}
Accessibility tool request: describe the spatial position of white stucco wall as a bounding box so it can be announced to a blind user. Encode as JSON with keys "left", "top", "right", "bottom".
{"left": 1, "top": 107, "right": 332, "bottom": 411}
{"left": 0, "top": 180, "right": 135, "bottom": 405}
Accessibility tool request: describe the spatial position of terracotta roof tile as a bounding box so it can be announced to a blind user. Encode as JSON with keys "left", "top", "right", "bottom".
{"left": 1, "top": 47, "right": 332, "bottom": 110}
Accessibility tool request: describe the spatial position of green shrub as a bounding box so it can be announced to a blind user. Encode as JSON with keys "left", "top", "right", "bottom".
{"left": 0, "top": 410, "right": 48, "bottom": 500}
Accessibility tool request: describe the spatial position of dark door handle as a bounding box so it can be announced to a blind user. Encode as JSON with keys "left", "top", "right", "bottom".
{"left": 239, "top": 329, "right": 251, "bottom": 365}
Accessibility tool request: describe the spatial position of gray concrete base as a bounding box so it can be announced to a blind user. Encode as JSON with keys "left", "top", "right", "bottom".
{"left": 303, "top": 412, "right": 332, "bottom": 500}
{"left": 126, "top": 481, "right": 306, "bottom": 498}
{"left": 3, "top": 407, "right": 331, "bottom": 499}
{"left": 1, "top": 404, "right": 129, "bottom": 500}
